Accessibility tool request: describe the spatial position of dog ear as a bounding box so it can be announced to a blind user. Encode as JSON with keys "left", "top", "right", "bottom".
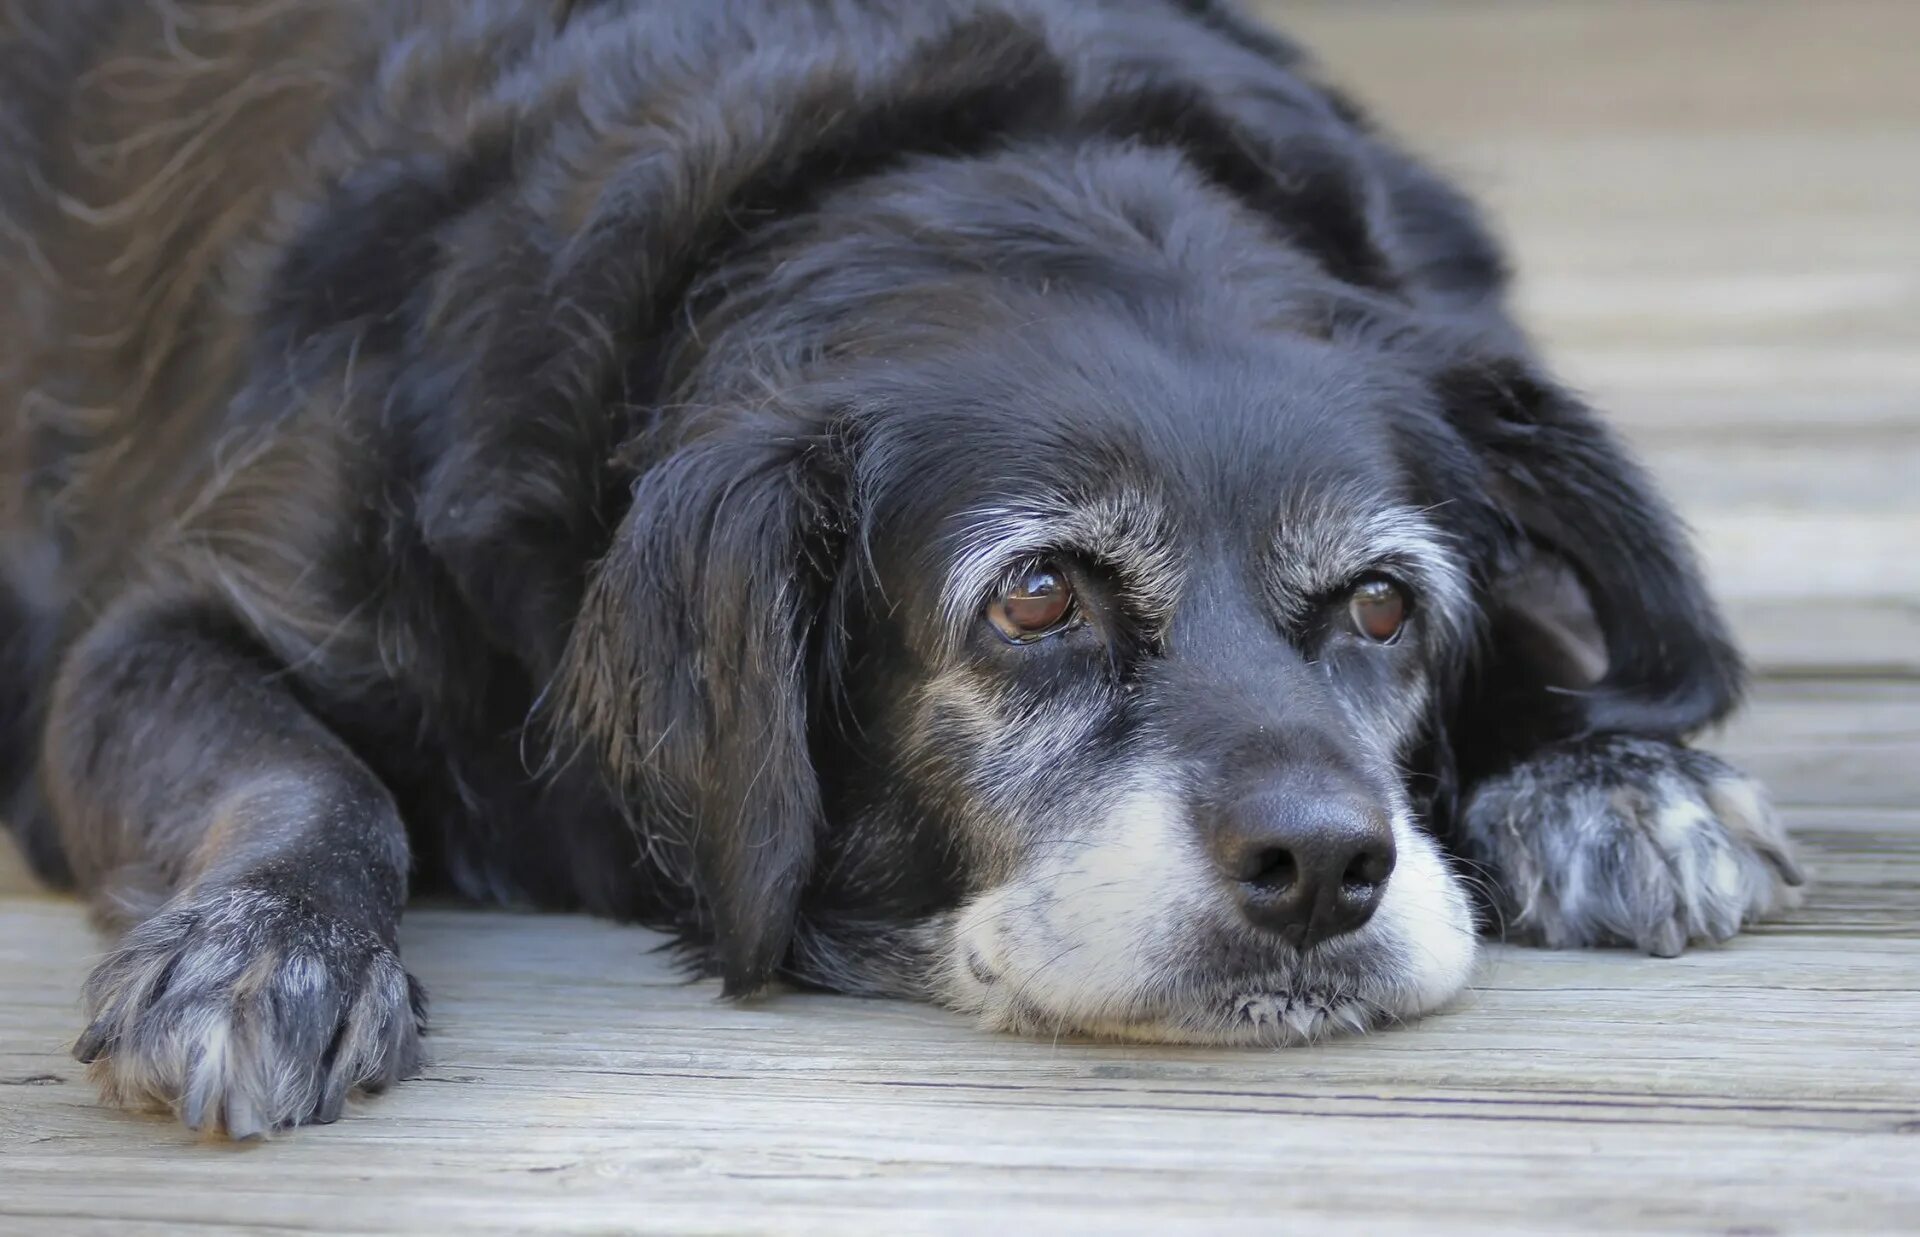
{"left": 1433, "top": 357, "right": 1744, "bottom": 740}
{"left": 555, "top": 425, "right": 845, "bottom": 995}
{"left": 519, "top": 15, "right": 1060, "bottom": 994}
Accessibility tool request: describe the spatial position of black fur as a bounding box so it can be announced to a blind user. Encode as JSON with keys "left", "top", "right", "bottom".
{"left": 0, "top": 0, "right": 1798, "bottom": 1136}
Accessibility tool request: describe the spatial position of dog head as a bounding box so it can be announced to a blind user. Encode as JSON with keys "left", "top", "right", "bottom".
{"left": 518, "top": 7, "right": 1736, "bottom": 1041}
{"left": 795, "top": 283, "right": 1484, "bottom": 1043}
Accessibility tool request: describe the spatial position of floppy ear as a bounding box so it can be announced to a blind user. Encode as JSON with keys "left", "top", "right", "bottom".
{"left": 555, "top": 426, "right": 845, "bottom": 995}
{"left": 1435, "top": 357, "right": 1744, "bottom": 740}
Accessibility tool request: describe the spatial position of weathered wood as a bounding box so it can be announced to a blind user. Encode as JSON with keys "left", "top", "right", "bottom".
{"left": 3, "top": 797, "right": 1917, "bottom": 1235}
{"left": 3, "top": 0, "right": 1917, "bottom": 1231}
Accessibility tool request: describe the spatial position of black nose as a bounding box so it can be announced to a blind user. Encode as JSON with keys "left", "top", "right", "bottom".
{"left": 1213, "top": 784, "right": 1397, "bottom": 950}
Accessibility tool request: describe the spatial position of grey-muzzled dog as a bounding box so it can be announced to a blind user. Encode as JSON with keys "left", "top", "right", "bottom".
{"left": 0, "top": 0, "right": 1804, "bottom": 1137}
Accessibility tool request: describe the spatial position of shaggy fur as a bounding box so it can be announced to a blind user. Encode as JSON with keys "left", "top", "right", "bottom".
{"left": 1, "top": 0, "right": 1801, "bottom": 1137}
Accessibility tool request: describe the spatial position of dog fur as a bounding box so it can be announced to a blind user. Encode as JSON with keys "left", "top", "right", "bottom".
{"left": 0, "top": 0, "right": 1802, "bottom": 1137}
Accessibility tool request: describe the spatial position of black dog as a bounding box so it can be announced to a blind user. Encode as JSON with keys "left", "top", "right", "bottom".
{"left": 0, "top": 0, "right": 1803, "bottom": 1137}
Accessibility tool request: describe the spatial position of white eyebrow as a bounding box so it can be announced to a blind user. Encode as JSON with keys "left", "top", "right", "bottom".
{"left": 940, "top": 490, "right": 1183, "bottom": 641}
{"left": 1267, "top": 491, "right": 1473, "bottom": 647}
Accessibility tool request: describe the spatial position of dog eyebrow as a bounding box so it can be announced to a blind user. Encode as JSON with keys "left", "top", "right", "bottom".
{"left": 940, "top": 491, "right": 1183, "bottom": 639}
{"left": 1266, "top": 495, "right": 1473, "bottom": 644}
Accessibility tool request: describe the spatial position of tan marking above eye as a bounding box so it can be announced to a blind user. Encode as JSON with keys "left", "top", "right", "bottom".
{"left": 1348, "top": 577, "right": 1408, "bottom": 643}
{"left": 987, "top": 562, "right": 1076, "bottom": 642}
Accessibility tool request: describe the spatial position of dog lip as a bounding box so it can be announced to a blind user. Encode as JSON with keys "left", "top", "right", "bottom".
{"left": 1004, "top": 982, "right": 1382, "bottom": 1045}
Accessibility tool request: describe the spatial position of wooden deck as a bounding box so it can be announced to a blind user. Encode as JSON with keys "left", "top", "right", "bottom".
{"left": 3, "top": 1, "right": 1916, "bottom": 1231}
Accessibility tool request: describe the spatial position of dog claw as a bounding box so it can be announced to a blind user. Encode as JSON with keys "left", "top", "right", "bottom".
{"left": 223, "top": 1092, "right": 267, "bottom": 1141}
{"left": 72, "top": 1024, "right": 109, "bottom": 1064}
{"left": 1767, "top": 847, "right": 1808, "bottom": 888}
{"left": 182, "top": 1085, "right": 210, "bottom": 1133}
{"left": 1643, "top": 917, "right": 1688, "bottom": 958}
{"left": 312, "top": 1072, "right": 350, "bottom": 1125}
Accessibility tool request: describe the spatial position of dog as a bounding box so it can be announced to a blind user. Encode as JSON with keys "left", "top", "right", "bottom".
{"left": 0, "top": 0, "right": 1805, "bottom": 1138}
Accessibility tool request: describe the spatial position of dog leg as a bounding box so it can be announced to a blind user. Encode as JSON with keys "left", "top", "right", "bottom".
{"left": 42, "top": 601, "right": 421, "bottom": 1137}
{"left": 1456, "top": 734, "right": 1805, "bottom": 956}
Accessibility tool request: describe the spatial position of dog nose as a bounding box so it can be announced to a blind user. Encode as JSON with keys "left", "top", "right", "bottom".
{"left": 1214, "top": 786, "right": 1397, "bottom": 950}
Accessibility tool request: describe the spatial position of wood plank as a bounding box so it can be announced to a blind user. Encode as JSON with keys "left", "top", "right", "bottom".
{"left": 1708, "top": 681, "right": 1920, "bottom": 808}
{"left": 1723, "top": 600, "right": 1920, "bottom": 680}
{"left": 1280, "top": 0, "right": 1920, "bottom": 135}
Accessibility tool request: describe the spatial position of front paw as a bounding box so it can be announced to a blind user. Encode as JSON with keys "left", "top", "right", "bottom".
{"left": 74, "top": 885, "right": 425, "bottom": 1137}
{"left": 1460, "top": 735, "right": 1805, "bottom": 957}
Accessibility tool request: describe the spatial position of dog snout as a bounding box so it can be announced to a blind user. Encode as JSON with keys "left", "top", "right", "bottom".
{"left": 1213, "top": 781, "right": 1397, "bottom": 950}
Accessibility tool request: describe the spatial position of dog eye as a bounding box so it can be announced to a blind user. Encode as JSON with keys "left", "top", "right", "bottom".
{"left": 987, "top": 561, "right": 1077, "bottom": 642}
{"left": 1347, "top": 576, "right": 1408, "bottom": 643}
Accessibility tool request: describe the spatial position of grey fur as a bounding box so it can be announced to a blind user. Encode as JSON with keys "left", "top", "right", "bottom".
{"left": 1457, "top": 735, "right": 1805, "bottom": 957}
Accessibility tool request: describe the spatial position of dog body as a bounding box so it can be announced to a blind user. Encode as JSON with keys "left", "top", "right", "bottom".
{"left": 0, "top": 0, "right": 1801, "bottom": 1136}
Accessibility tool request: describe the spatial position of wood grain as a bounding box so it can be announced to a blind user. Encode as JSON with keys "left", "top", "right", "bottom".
{"left": 3, "top": 1, "right": 1917, "bottom": 1232}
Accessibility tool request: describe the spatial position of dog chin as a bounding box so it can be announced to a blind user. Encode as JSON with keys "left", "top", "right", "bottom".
{"left": 950, "top": 947, "right": 1476, "bottom": 1048}
{"left": 934, "top": 807, "right": 1481, "bottom": 1047}
{"left": 986, "top": 987, "right": 1390, "bottom": 1047}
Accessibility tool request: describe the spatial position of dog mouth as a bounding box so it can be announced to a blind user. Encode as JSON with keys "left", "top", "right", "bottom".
{"left": 955, "top": 944, "right": 1411, "bottom": 1047}
{"left": 994, "top": 988, "right": 1393, "bottom": 1046}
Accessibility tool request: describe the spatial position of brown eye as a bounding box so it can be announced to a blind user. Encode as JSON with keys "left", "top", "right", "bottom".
{"left": 1348, "top": 576, "right": 1408, "bottom": 643}
{"left": 987, "top": 562, "right": 1076, "bottom": 642}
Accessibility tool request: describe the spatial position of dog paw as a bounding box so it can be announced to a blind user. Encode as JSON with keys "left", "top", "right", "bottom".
{"left": 1460, "top": 735, "right": 1805, "bottom": 956}
{"left": 74, "top": 885, "right": 425, "bottom": 1137}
